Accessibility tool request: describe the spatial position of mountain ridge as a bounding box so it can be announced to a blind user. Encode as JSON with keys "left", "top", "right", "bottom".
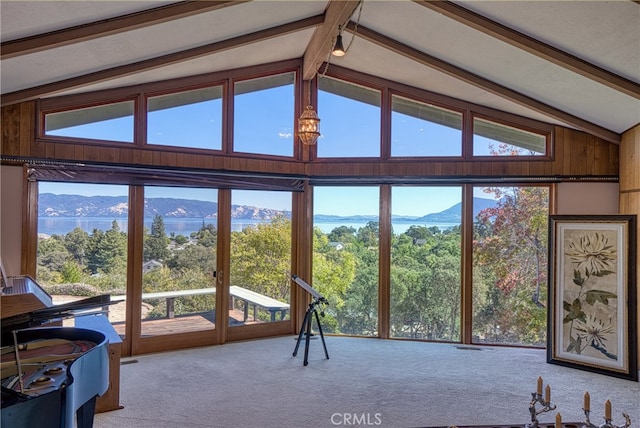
{"left": 39, "top": 194, "right": 497, "bottom": 223}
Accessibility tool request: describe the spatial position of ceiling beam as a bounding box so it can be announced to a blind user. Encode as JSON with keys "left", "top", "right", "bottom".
{"left": 1, "top": 1, "right": 248, "bottom": 60}
{"left": 415, "top": 0, "right": 640, "bottom": 99}
{"left": 302, "top": 0, "right": 361, "bottom": 80}
{"left": 1, "top": 15, "right": 324, "bottom": 107}
{"left": 350, "top": 22, "right": 621, "bottom": 144}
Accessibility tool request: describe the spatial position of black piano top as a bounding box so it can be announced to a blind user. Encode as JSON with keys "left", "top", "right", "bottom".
{"left": 1, "top": 294, "right": 114, "bottom": 343}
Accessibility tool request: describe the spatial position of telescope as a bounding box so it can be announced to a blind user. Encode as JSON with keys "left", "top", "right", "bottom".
{"left": 291, "top": 275, "right": 328, "bottom": 305}
{"left": 291, "top": 275, "right": 329, "bottom": 366}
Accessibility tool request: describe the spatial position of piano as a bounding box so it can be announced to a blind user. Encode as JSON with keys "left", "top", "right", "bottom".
{"left": 1, "top": 276, "right": 112, "bottom": 428}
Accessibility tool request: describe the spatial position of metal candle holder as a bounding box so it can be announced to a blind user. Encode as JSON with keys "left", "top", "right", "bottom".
{"left": 527, "top": 391, "right": 556, "bottom": 428}
{"left": 583, "top": 409, "right": 631, "bottom": 428}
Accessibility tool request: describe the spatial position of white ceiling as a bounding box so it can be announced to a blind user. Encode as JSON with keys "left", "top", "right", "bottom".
{"left": 1, "top": 0, "right": 639, "bottom": 144}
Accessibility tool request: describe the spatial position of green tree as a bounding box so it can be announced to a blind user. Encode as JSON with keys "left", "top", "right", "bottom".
{"left": 357, "top": 221, "right": 379, "bottom": 247}
{"left": 174, "top": 234, "right": 188, "bottom": 245}
{"left": 327, "top": 225, "right": 357, "bottom": 243}
{"left": 144, "top": 214, "right": 170, "bottom": 261}
{"left": 87, "top": 221, "right": 127, "bottom": 275}
{"left": 61, "top": 260, "right": 84, "bottom": 283}
{"left": 192, "top": 222, "right": 217, "bottom": 248}
{"left": 230, "top": 216, "right": 291, "bottom": 301}
{"left": 404, "top": 225, "right": 431, "bottom": 241}
{"left": 167, "top": 244, "right": 216, "bottom": 275}
{"left": 37, "top": 234, "right": 69, "bottom": 283}
{"left": 473, "top": 186, "right": 548, "bottom": 345}
{"left": 312, "top": 228, "right": 357, "bottom": 332}
{"left": 390, "top": 227, "right": 461, "bottom": 340}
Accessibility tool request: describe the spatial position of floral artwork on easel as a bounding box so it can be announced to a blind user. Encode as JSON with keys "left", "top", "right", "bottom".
{"left": 548, "top": 215, "right": 637, "bottom": 381}
{"left": 561, "top": 229, "right": 619, "bottom": 361}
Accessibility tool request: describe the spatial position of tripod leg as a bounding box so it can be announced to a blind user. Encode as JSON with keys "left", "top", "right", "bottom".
{"left": 303, "top": 308, "right": 314, "bottom": 366}
{"left": 293, "top": 309, "right": 310, "bottom": 357}
{"left": 314, "top": 309, "right": 329, "bottom": 360}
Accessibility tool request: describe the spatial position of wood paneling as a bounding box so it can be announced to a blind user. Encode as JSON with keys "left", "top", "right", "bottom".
{"left": 619, "top": 124, "right": 640, "bottom": 351}
{"left": 1, "top": 103, "right": 617, "bottom": 181}
{"left": 619, "top": 125, "right": 639, "bottom": 192}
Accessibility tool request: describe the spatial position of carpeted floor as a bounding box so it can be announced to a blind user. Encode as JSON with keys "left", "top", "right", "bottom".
{"left": 94, "top": 336, "right": 639, "bottom": 428}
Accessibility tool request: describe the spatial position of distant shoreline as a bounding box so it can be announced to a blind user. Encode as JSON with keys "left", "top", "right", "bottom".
{"left": 38, "top": 217, "right": 459, "bottom": 237}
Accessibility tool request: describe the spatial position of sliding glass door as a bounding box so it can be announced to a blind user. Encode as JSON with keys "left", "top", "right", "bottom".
{"left": 228, "top": 190, "right": 292, "bottom": 326}
{"left": 140, "top": 186, "right": 218, "bottom": 337}
{"left": 36, "top": 182, "right": 130, "bottom": 337}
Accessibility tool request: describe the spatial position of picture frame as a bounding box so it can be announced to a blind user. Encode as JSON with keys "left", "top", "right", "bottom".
{"left": 547, "top": 215, "right": 637, "bottom": 381}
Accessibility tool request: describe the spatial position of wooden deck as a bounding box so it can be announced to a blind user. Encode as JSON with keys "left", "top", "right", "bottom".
{"left": 109, "top": 309, "right": 259, "bottom": 337}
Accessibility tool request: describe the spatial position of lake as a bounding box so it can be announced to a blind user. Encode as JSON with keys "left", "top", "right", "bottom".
{"left": 37, "top": 217, "right": 458, "bottom": 237}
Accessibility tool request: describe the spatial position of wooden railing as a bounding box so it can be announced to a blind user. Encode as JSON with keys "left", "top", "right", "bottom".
{"left": 111, "top": 286, "right": 290, "bottom": 322}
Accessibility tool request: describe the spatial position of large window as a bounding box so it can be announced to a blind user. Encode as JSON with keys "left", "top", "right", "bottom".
{"left": 233, "top": 73, "right": 295, "bottom": 157}
{"left": 390, "top": 187, "right": 462, "bottom": 341}
{"left": 36, "top": 182, "right": 129, "bottom": 336}
{"left": 140, "top": 186, "right": 218, "bottom": 337}
{"left": 147, "top": 86, "right": 223, "bottom": 150}
{"left": 229, "top": 190, "right": 292, "bottom": 326}
{"left": 391, "top": 95, "right": 462, "bottom": 157}
{"left": 472, "top": 186, "right": 549, "bottom": 346}
{"left": 318, "top": 76, "right": 381, "bottom": 158}
{"left": 473, "top": 117, "right": 547, "bottom": 157}
{"left": 26, "top": 62, "right": 563, "bottom": 352}
{"left": 44, "top": 101, "right": 135, "bottom": 143}
{"left": 313, "top": 186, "right": 379, "bottom": 336}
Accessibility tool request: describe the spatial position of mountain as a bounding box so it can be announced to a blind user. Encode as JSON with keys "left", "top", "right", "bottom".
{"left": 38, "top": 194, "right": 497, "bottom": 223}
{"left": 415, "top": 197, "right": 498, "bottom": 223}
{"left": 38, "top": 194, "right": 290, "bottom": 220}
{"left": 312, "top": 198, "right": 498, "bottom": 224}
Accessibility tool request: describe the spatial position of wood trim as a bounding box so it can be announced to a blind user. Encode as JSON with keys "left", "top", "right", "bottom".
{"left": 36, "top": 59, "right": 301, "bottom": 111}
{"left": 1, "top": 1, "right": 247, "bottom": 60}
{"left": 127, "top": 186, "right": 144, "bottom": 357}
{"left": 303, "top": 0, "right": 361, "bottom": 80}
{"left": 216, "top": 189, "right": 232, "bottom": 345}
{"left": 292, "top": 185, "right": 313, "bottom": 330}
{"left": 348, "top": 22, "right": 621, "bottom": 144}
{"left": 1, "top": 16, "right": 324, "bottom": 107}
{"left": 136, "top": 329, "right": 218, "bottom": 355}
{"left": 22, "top": 170, "right": 38, "bottom": 277}
{"left": 460, "top": 184, "right": 474, "bottom": 344}
{"left": 378, "top": 185, "right": 391, "bottom": 339}
{"left": 226, "top": 321, "right": 291, "bottom": 342}
{"left": 415, "top": 1, "right": 640, "bottom": 99}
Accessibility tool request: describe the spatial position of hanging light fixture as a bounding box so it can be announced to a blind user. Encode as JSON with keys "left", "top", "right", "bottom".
{"left": 298, "top": 81, "right": 320, "bottom": 145}
{"left": 331, "top": 28, "right": 346, "bottom": 57}
{"left": 298, "top": 1, "right": 364, "bottom": 146}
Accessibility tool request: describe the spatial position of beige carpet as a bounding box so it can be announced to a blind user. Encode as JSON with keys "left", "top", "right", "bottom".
{"left": 94, "top": 336, "right": 639, "bottom": 428}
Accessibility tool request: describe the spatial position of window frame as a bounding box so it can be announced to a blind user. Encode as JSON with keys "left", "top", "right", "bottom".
{"left": 389, "top": 91, "right": 466, "bottom": 161}
{"left": 144, "top": 82, "right": 227, "bottom": 153}
{"left": 230, "top": 71, "right": 298, "bottom": 159}
{"left": 470, "top": 113, "right": 553, "bottom": 160}
{"left": 38, "top": 96, "right": 139, "bottom": 146}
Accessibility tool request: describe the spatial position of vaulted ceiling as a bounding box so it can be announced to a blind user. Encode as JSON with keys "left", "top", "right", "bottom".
{"left": 1, "top": 1, "right": 638, "bottom": 144}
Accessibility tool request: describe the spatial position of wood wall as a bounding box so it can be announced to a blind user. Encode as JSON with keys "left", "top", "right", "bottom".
{"left": 1, "top": 101, "right": 619, "bottom": 180}
{"left": 619, "top": 124, "right": 640, "bottom": 353}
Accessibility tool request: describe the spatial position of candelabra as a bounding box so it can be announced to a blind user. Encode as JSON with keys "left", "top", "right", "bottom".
{"left": 582, "top": 396, "right": 631, "bottom": 428}
{"left": 527, "top": 389, "right": 556, "bottom": 428}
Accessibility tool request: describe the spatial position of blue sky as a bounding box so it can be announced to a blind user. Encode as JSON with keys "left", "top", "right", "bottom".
{"left": 40, "top": 182, "right": 495, "bottom": 217}
{"left": 40, "top": 77, "right": 500, "bottom": 216}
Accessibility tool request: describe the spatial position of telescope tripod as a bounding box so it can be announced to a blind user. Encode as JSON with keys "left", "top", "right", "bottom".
{"left": 292, "top": 298, "right": 329, "bottom": 366}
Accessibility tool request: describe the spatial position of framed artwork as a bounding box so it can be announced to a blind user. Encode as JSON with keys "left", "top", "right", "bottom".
{"left": 547, "top": 215, "right": 637, "bottom": 381}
